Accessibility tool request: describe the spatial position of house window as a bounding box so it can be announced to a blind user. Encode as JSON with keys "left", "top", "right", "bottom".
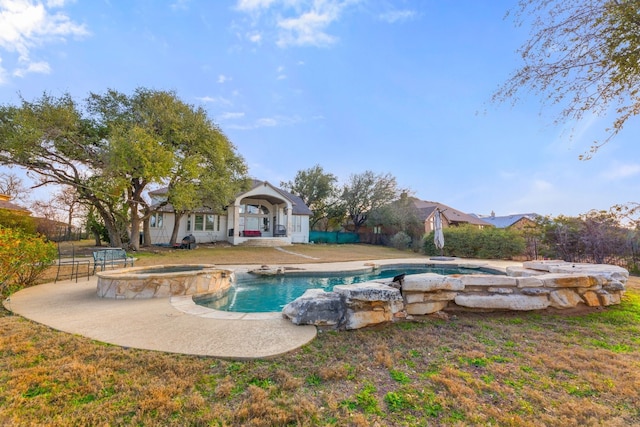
{"left": 187, "top": 216, "right": 191, "bottom": 232}
{"left": 205, "top": 214, "right": 217, "bottom": 231}
{"left": 291, "top": 216, "right": 302, "bottom": 233}
{"left": 373, "top": 226, "right": 382, "bottom": 234}
{"left": 194, "top": 215, "right": 206, "bottom": 231}
{"left": 150, "top": 213, "right": 163, "bottom": 228}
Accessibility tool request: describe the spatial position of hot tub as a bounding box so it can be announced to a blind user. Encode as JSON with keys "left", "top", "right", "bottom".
{"left": 96, "top": 264, "right": 234, "bottom": 299}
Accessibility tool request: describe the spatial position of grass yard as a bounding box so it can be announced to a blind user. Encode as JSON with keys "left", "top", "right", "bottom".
{"left": 2, "top": 244, "right": 640, "bottom": 426}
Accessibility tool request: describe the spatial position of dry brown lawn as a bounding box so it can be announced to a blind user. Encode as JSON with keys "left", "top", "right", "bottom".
{"left": 2, "top": 244, "right": 640, "bottom": 426}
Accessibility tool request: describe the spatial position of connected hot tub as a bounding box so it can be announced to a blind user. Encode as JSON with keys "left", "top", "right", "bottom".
{"left": 96, "top": 264, "right": 234, "bottom": 299}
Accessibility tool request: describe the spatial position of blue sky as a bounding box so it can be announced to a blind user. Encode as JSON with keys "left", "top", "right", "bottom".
{"left": 0, "top": 0, "right": 638, "bottom": 217}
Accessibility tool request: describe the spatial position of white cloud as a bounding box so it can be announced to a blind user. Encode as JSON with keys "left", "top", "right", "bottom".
{"left": 0, "top": 0, "right": 88, "bottom": 82}
{"left": 195, "top": 95, "right": 232, "bottom": 105}
{"left": 234, "top": 0, "right": 357, "bottom": 48}
{"left": 219, "top": 112, "right": 245, "bottom": 120}
{"left": 12, "top": 59, "right": 50, "bottom": 77}
{"left": 236, "top": 0, "right": 277, "bottom": 12}
{"left": 247, "top": 31, "right": 262, "bottom": 43}
{"left": 256, "top": 117, "right": 278, "bottom": 127}
{"left": 217, "top": 74, "right": 231, "bottom": 83}
{"left": 378, "top": 9, "right": 417, "bottom": 23}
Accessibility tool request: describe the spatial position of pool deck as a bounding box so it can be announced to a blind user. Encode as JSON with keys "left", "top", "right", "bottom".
{"left": 3, "top": 258, "right": 520, "bottom": 359}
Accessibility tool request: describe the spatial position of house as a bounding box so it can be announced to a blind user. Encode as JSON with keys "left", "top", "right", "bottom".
{"left": 147, "top": 180, "right": 312, "bottom": 246}
{"left": 0, "top": 194, "right": 30, "bottom": 215}
{"left": 472, "top": 212, "right": 540, "bottom": 230}
{"left": 411, "top": 199, "right": 493, "bottom": 233}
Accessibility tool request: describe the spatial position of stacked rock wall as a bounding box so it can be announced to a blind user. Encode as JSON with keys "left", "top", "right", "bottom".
{"left": 282, "top": 261, "right": 628, "bottom": 330}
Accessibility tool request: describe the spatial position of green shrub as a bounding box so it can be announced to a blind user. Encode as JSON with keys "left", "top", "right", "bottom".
{"left": 423, "top": 224, "right": 525, "bottom": 259}
{"left": 389, "top": 231, "right": 412, "bottom": 250}
{"left": 0, "top": 226, "right": 57, "bottom": 297}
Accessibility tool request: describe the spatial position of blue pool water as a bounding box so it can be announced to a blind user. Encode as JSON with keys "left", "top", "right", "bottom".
{"left": 194, "top": 265, "right": 502, "bottom": 313}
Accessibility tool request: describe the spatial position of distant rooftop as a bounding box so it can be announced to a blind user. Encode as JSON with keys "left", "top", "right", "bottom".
{"left": 472, "top": 213, "right": 540, "bottom": 228}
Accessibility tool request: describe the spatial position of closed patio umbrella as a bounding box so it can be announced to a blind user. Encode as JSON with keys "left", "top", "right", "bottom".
{"left": 434, "top": 209, "right": 444, "bottom": 255}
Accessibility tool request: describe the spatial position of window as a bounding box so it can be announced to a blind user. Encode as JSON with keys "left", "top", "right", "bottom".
{"left": 150, "top": 213, "right": 163, "bottom": 228}
{"left": 194, "top": 215, "right": 204, "bottom": 231}
{"left": 205, "top": 214, "right": 217, "bottom": 231}
{"left": 291, "top": 216, "right": 302, "bottom": 233}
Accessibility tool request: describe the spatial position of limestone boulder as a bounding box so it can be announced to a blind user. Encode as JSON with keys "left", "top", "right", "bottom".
{"left": 460, "top": 275, "right": 517, "bottom": 288}
{"left": 506, "top": 266, "right": 546, "bottom": 277}
{"left": 454, "top": 294, "right": 550, "bottom": 311}
{"left": 406, "top": 300, "right": 449, "bottom": 315}
{"left": 401, "top": 273, "right": 464, "bottom": 292}
{"left": 282, "top": 289, "right": 345, "bottom": 327}
{"left": 334, "top": 283, "right": 402, "bottom": 303}
{"left": 549, "top": 289, "right": 583, "bottom": 308}
{"left": 540, "top": 274, "right": 601, "bottom": 289}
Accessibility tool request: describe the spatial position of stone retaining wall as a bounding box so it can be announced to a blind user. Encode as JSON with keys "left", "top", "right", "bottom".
{"left": 282, "top": 261, "right": 628, "bottom": 330}
{"left": 97, "top": 265, "right": 234, "bottom": 299}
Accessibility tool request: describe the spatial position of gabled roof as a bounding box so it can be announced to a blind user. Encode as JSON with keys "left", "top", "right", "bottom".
{"left": 472, "top": 213, "right": 540, "bottom": 229}
{"left": 148, "top": 180, "right": 313, "bottom": 216}
{"left": 410, "top": 198, "right": 492, "bottom": 227}
{"left": 246, "top": 180, "right": 313, "bottom": 216}
{"left": 0, "top": 194, "right": 30, "bottom": 214}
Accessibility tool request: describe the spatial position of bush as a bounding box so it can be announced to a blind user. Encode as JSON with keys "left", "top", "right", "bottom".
{"left": 423, "top": 225, "right": 525, "bottom": 259}
{"left": 0, "top": 226, "right": 57, "bottom": 297}
{"left": 389, "top": 231, "right": 412, "bottom": 250}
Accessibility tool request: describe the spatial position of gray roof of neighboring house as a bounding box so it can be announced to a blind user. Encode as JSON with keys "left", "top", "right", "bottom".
{"left": 471, "top": 213, "right": 540, "bottom": 229}
{"left": 410, "top": 198, "right": 492, "bottom": 227}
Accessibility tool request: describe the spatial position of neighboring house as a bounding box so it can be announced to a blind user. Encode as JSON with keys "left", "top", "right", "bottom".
{"left": 0, "top": 194, "right": 30, "bottom": 215}
{"left": 472, "top": 212, "right": 540, "bottom": 230}
{"left": 411, "top": 198, "right": 493, "bottom": 234}
{"left": 147, "top": 180, "right": 312, "bottom": 246}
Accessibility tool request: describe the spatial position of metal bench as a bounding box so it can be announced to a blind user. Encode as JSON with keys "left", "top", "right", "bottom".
{"left": 92, "top": 249, "right": 135, "bottom": 274}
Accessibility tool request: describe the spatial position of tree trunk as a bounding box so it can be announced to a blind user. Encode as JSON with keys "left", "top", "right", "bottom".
{"left": 170, "top": 212, "right": 185, "bottom": 246}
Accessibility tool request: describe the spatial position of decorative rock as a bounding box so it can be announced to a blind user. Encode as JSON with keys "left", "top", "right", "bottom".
{"left": 344, "top": 306, "right": 393, "bottom": 330}
{"left": 282, "top": 289, "right": 345, "bottom": 326}
{"left": 516, "top": 277, "right": 544, "bottom": 288}
{"left": 488, "top": 287, "right": 514, "bottom": 294}
{"left": 549, "top": 289, "right": 584, "bottom": 308}
{"left": 520, "top": 288, "right": 550, "bottom": 296}
{"left": 522, "top": 260, "right": 566, "bottom": 271}
{"left": 581, "top": 291, "right": 601, "bottom": 307}
{"left": 597, "top": 290, "right": 621, "bottom": 306}
{"left": 506, "top": 266, "right": 546, "bottom": 277}
{"left": 603, "top": 281, "right": 626, "bottom": 292}
{"left": 454, "top": 294, "right": 550, "bottom": 311}
{"left": 334, "top": 283, "right": 402, "bottom": 303}
{"left": 460, "top": 275, "right": 517, "bottom": 287}
{"left": 404, "top": 293, "right": 424, "bottom": 304}
{"left": 406, "top": 300, "right": 448, "bottom": 315}
{"left": 401, "top": 274, "right": 464, "bottom": 292}
{"left": 540, "top": 274, "right": 601, "bottom": 288}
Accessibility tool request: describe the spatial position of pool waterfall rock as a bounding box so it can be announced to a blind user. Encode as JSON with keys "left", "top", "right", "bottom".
{"left": 281, "top": 261, "right": 629, "bottom": 330}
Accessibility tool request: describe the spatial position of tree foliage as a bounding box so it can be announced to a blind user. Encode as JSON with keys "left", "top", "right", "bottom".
{"left": 495, "top": 0, "right": 640, "bottom": 158}
{"left": 0, "top": 88, "right": 248, "bottom": 250}
{"left": 341, "top": 171, "right": 401, "bottom": 232}
{"left": 280, "top": 165, "right": 341, "bottom": 230}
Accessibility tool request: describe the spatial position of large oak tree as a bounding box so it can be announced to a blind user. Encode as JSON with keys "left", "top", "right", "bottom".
{"left": 0, "top": 88, "right": 248, "bottom": 250}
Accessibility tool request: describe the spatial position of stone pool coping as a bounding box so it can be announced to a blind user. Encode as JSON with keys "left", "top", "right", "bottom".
{"left": 172, "top": 258, "right": 517, "bottom": 318}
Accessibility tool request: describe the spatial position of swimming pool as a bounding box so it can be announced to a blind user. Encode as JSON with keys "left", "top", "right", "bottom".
{"left": 193, "top": 265, "right": 502, "bottom": 313}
